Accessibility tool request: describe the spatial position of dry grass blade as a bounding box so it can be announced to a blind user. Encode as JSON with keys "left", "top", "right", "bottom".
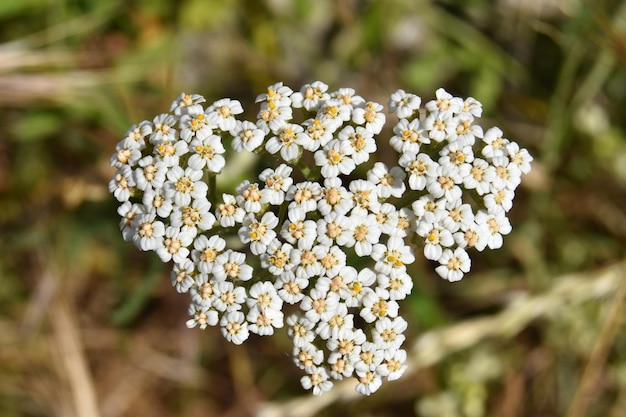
{"left": 566, "top": 263, "right": 626, "bottom": 417}
{"left": 51, "top": 298, "right": 101, "bottom": 417}
{"left": 257, "top": 261, "right": 626, "bottom": 417}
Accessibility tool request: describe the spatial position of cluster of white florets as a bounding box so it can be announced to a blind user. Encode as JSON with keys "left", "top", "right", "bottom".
{"left": 109, "top": 81, "right": 532, "bottom": 395}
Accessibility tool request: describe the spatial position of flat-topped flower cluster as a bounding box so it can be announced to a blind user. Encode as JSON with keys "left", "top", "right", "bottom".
{"left": 109, "top": 82, "right": 532, "bottom": 395}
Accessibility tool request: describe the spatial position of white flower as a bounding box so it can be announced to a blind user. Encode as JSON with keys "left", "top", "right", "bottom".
{"left": 327, "top": 327, "right": 366, "bottom": 356}
{"left": 393, "top": 206, "right": 415, "bottom": 238}
{"left": 427, "top": 163, "right": 463, "bottom": 203}
{"left": 453, "top": 221, "right": 489, "bottom": 252}
{"left": 287, "top": 181, "right": 322, "bottom": 213}
{"left": 290, "top": 81, "right": 330, "bottom": 111}
{"left": 190, "top": 273, "right": 217, "bottom": 307}
{"left": 259, "top": 164, "right": 294, "bottom": 205}
{"left": 235, "top": 180, "right": 263, "bottom": 214}
{"left": 213, "top": 281, "right": 246, "bottom": 312}
{"left": 287, "top": 313, "right": 316, "bottom": 347}
{"left": 153, "top": 139, "right": 188, "bottom": 167}
{"left": 212, "top": 250, "right": 253, "bottom": 282}
{"left": 296, "top": 118, "right": 333, "bottom": 151}
{"left": 275, "top": 271, "right": 309, "bottom": 304}
{"left": 265, "top": 123, "right": 303, "bottom": 162}
{"left": 293, "top": 342, "right": 324, "bottom": 370}
{"left": 171, "top": 259, "right": 195, "bottom": 293}
{"left": 206, "top": 98, "right": 243, "bottom": 131}
{"left": 352, "top": 101, "right": 385, "bottom": 134}
{"left": 191, "top": 235, "right": 226, "bottom": 274}
{"left": 325, "top": 265, "right": 355, "bottom": 300}
{"left": 301, "top": 289, "right": 340, "bottom": 324}
{"left": 353, "top": 341, "right": 385, "bottom": 373}
{"left": 460, "top": 96, "right": 482, "bottom": 117}
{"left": 377, "top": 271, "right": 413, "bottom": 301}
{"left": 342, "top": 268, "right": 376, "bottom": 308}
{"left": 132, "top": 211, "right": 165, "bottom": 251}
{"left": 247, "top": 280, "right": 283, "bottom": 314}
{"left": 300, "top": 366, "right": 333, "bottom": 396}
{"left": 484, "top": 188, "right": 515, "bottom": 212}
{"left": 318, "top": 177, "right": 354, "bottom": 216}
{"left": 215, "top": 193, "right": 245, "bottom": 227}
{"left": 318, "top": 245, "right": 346, "bottom": 277}
{"left": 441, "top": 200, "right": 475, "bottom": 233}
{"left": 475, "top": 207, "right": 512, "bottom": 250}
{"left": 291, "top": 245, "right": 326, "bottom": 279}
{"left": 315, "top": 139, "right": 356, "bottom": 178}
{"left": 316, "top": 212, "right": 351, "bottom": 247}
{"left": 164, "top": 166, "right": 208, "bottom": 207}
{"left": 371, "top": 203, "right": 399, "bottom": 236}
{"left": 111, "top": 138, "right": 142, "bottom": 168}
{"left": 399, "top": 152, "right": 437, "bottom": 191}
{"left": 247, "top": 307, "right": 284, "bottom": 336}
{"left": 416, "top": 220, "right": 454, "bottom": 261}
{"left": 464, "top": 157, "right": 495, "bottom": 195}
{"left": 372, "top": 317, "right": 407, "bottom": 350}
{"left": 188, "top": 134, "right": 226, "bottom": 172}
{"left": 371, "top": 236, "right": 415, "bottom": 276}
{"left": 367, "top": 162, "right": 406, "bottom": 199}
{"left": 339, "top": 213, "right": 380, "bottom": 257}
{"left": 377, "top": 349, "right": 408, "bottom": 381}
{"left": 331, "top": 87, "right": 365, "bottom": 108}
{"left": 238, "top": 212, "right": 279, "bottom": 255}
{"left": 360, "top": 287, "right": 399, "bottom": 323}
{"left": 328, "top": 352, "right": 355, "bottom": 380}
{"left": 281, "top": 208, "right": 317, "bottom": 249}
{"left": 438, "top": 141, "right": 474, "bottom": 175}
{"left": 435, "top": 247, "right": 471, "bottom": 282}
{"left": 186, "top": 304, "right": 218, "bottom": 330}
{"left": 134, "top": 156, "right": 167, "bottom": 191}
{"left": 256, "top": 101, "right": 293, "bottom": 133}
{"left": 261, "top": 240, "right": 294, "bottom": 275}
{"left": 156, "top": 226, "right": 194, "bottom": 263}
{"left": 389, "top": 89, "right": 421, "bottom": 118}
{"left": 490, "top": 155, "right": 522, "bottom": 191}
{"left": 349, "top": 179, "right": 379, "bottom": 215}
{"left": 150, "top": 113, "right": 178, "bottom": 144}
{"left": 170, "top": 198, "right": 215, "bottom": 237}
{"left": 255, "top": 82, "right": 293, "bottom": 106}
{"left": 482, "top": 127, "right": 510, "bottom": 159}
{"left": 179, "top": 109, "right": 213, "bottom": 142}
{"left": 424, "top": 88, "right": 463, "bottom": 114}
{"left": 109, "top": 165, "right": 135, "bottom": 202}
{"left": 506, "top": 142, "right": 533, "bottom": 174}
{"left": 123, "top": 120, "right": 152, "bottom": 148}
{"left": 318, "top": 99, "right": 351, "bottom": 130}
{"left": 423, "top": 110, "right": 452, "bottom": 142}
{"left": 390, "top": 118, "right": 428, "bottom": 154}
{"left": 412, "top": 195, "right": 447, "bottom": 224}
{"left": 446, "top": 114, "right": 483, "bottom": 145}
{"left": 316, "top": 303, "right": 353, "bottom": 340}
{"left": 355, "top": 370, "right": 383, "bottom": 396}
{"left": 338, "top": 125, "right": 376, "bottom": 165}
{"left": 220, "top": 311, "right": 249, "bottom": 345}
{"left": 230, "top": 120, "right": 265, "bottom": 152}
{"left": 170, "top": 93, "right": 206, "bottom": 115}
{"left": 118, "top": 202, "right": 143, "bottom": 241}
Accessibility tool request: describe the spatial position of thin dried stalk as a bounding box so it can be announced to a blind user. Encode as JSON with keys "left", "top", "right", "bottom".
{"left": 257, "top": 261, "right": 626, "bottom": 417}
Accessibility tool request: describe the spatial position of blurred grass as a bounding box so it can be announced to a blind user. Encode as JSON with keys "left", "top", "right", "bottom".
{"left": 1, "top": 0, "right": 626, "bottom": 416}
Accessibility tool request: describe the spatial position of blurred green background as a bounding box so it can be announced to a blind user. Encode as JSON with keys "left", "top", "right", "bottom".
{"left": 1, "top": 0, "right": 626, "bottom": 416}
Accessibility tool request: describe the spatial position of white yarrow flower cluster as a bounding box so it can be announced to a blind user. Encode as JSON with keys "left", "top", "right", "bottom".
{"left": 110, "top": 84, "right": 532, "bottom": 396}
